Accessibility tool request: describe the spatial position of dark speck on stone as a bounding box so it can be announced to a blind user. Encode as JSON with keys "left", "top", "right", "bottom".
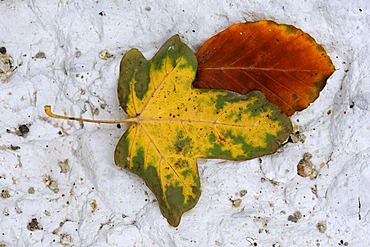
{"left": 18, "top": 125, "right": 29, "bottom": 135}
{"left": 0, "top": 47, "right": 6, "bottom": 54}
{"left": 10, "top": 145, "right": 20, "bottom": 150}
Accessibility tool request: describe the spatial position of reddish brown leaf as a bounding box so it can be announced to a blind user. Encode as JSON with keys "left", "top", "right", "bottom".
{"left": 193, "top": 20, "right": 335, "bottom": 116}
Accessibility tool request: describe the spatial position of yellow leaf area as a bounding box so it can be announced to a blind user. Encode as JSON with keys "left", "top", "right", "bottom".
{"left": 114, "top": 35, "right": 292, "bottom": 226}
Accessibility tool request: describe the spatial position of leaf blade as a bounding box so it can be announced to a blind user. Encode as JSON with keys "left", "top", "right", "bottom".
{"left": 115, "top": 35, "right": 292, "bottom": 226}
{"left": 193, "top": 20, "right": 335, "bottom": 116}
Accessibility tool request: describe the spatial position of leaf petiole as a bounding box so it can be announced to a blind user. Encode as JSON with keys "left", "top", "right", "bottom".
{"left": 44, "top": 105, "right": 137, "bottom": 124}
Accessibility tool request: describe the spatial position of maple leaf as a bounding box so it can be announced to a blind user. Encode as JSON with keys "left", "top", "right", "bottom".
{"left": 114, "top": 35, "right": 292, "bottom": 226}
{"left": 193, "top": 20, "right": 335, "bottom": 116}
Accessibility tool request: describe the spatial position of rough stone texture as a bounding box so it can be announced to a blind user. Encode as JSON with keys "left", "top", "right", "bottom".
{"left": 0, "top": 0, "right": 369, "bottom": 246}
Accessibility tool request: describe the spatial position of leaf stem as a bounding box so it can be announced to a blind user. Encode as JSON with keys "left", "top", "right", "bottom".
{"left": 44, "top": 105, "right": 137, "bottom": 124}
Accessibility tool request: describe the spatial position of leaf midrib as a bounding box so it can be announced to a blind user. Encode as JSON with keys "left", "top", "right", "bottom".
{"left": 130, "top": 117, "right": 265, "bottom": 128}
{"left": 199, "top": 67, "right": 318, "bottom": 72}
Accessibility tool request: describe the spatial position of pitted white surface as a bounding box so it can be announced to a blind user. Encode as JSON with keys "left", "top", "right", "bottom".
{"left": 1, "top": 1, "right": 369, "bottom": 246}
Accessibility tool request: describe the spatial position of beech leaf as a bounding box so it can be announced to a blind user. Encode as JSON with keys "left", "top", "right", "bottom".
{"left": 193, "top": 20, "right": 335, "bottom": 116}
{"left": 114, "top": 35, "right": 292, "bottom": 226}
